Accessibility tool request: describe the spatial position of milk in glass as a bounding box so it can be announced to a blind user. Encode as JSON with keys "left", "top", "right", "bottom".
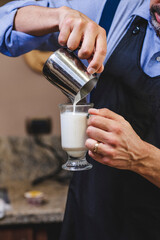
{"left": 60, "top": 111, "right": 88, "bottom": 158}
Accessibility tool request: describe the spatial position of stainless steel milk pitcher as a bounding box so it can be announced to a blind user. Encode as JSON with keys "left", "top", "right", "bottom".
{"left": 43, "top": 48, "right": 98, "bottom": 104}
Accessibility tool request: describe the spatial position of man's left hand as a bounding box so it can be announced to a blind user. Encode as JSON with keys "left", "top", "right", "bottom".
{"left": 85, "top": 108, "right": 148, "bottom": 171}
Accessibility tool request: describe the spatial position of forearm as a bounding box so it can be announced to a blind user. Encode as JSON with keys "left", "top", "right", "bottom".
{"left": 14, "top": 5, "right": 60, "bottom": 36}
{"left": 132, "top": 141, "right": 160, "bottom": 188}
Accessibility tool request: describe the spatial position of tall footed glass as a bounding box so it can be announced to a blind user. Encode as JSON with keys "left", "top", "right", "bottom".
{"left": 59, "top": 104, "right": 93, "bottom": 171}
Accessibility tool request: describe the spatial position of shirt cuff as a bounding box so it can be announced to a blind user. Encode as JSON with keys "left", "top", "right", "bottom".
{"left": 0, "top": 0, "right": 50, "bottom": 57}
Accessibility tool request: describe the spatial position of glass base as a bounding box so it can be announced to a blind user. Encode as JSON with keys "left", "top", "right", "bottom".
{"left": 62, "top": 158, "right": 92, "bottom": 171}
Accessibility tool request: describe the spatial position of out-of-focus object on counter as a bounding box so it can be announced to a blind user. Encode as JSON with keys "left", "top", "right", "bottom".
{"left": 0, "top": 188, "right": 11, "bottom": 219}
{"left": 0, "top": 199, "right": 5, "bottom": 219}
{"left": 24, "top": 190, "right": 46, "bottom": 205}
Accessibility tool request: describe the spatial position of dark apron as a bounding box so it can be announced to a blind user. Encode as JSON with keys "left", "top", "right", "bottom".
{"left": 60, "top": 16, "right": 160, "bottom": 240}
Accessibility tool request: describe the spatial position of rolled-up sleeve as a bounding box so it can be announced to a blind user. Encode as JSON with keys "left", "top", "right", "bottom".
{"left": 0, "top": 0, "right": 51, "bottom": 57}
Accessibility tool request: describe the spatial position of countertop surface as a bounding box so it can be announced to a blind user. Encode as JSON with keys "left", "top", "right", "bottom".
{"left": 0, "top": 180, "right": 69, "bottom": 226}
{"left": 0, "top": 136, "right": 70, "bottom": 226}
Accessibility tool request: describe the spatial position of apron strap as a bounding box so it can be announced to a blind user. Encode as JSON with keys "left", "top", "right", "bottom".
{"left": 99, "top": 0, "right": 121, "bottom": 34}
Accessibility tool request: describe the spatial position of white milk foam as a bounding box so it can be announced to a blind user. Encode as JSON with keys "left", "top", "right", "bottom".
{"left": 60, "top": 111, "right": 87, "bottom": 158}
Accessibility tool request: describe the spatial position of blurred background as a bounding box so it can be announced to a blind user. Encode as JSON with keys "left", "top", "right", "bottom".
{"left": 0, "top": 51, "right": 67, "bottom": 136}
{"left": 0, "top": 2, "right": 69, "bottom": 240}
{"left": 0, "top": 0, "right": 67, "bottom": 136}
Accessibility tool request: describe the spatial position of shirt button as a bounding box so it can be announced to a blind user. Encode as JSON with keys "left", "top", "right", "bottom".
{"left": 132, "top": 26, "right": 140, "bottom": 35}
{"left": 156, "top": 56, "right": 160, "bottom": 62}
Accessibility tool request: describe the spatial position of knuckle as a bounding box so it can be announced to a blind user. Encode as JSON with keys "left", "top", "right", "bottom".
{"left": 86, "top": 126, "right": 93, "bottom": 136}
{"left": 91, "top": 62, "right": 99, "bottom": 70}
{"left": 109, "top": 137, "right": 119, "bottom": 146}
{"left": 125, "top": 120, "right": 130, "bottom": 128}
{"left": 85, "top": 139, "right": 90, "bottom": 148}
{"left": 103, "top": 157, "right": 112, "bottom": 165}
{"left": 103, "top": 135, "right": 109, "bottom": 143}
{"left": 89, "top": 116, "right": 97, "bottom": 125}
{"left": 103, "top": 159, "right": 109, "bottom": 165}
{"left": 60, "top": 6, "right": 70, "bottom": 11}
{"left": 77, "top": 18, "right": 85, "bottom": 28}
{"left": 100, "top": 27, "right": 106, "bottom": 35}
{"left": 102, "top": 151, "right": 116, "bottom": 165}
{"left": 99, "top": 108, "right": 108, "bottom": 115}
{"left": 118, "top": 115, "right": 125, "bottom": 122}
{"left": 113, "top": 125, "right": 122, "bottom": 134}
{"left": 65, "top": 17, "right": 74, "bottom": 26}
{"left": 98, "top": 47, "right": 107, "bottom": 57}
{"left": 80, "top": 48, "right": 92, "bottom": 58}
{"left": 58, "top": 36, "right": 66, "bottom": 45}
{"left": 109, "top": 149, "right": 116, "bottom": 158}
{"left": 88, "top": 21, "right": 98, "bottom": 31}
{"left": 67, "top": 42, "right": 77, "bottom": 51}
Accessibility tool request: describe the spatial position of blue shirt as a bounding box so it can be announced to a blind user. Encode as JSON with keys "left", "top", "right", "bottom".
{"left": 0, "top": 0, "right": 160, "bottom": 77}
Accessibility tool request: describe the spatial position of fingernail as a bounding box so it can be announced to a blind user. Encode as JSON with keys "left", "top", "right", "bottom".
{"left": 87, "top": 67, "right": 96, "bottom": 75}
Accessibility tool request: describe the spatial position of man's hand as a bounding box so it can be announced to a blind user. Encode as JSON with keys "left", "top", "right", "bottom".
{"left": 85, "top": 108, "right": 160, "bottom": 187}
{"left": 58, "top": 7, "right": 107, "bottom": 74}
{"left": 14, "top": 5, "right": 107, "bottom": 74}
{"left": 86, "top": 108, "right": 149, "bottom": 170}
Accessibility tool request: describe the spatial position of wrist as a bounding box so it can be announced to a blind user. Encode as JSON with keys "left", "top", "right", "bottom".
{"left": 57, "top": 6, "right": 71, "bottom": 30}
{"left": 132, "top": 141, "right": 160, "bottom": 187}
{"left": 46, "top": 7, "right": 60, "bottom": 32}
{"left": 131, "top": 141, "right": 150, "bottom": 175}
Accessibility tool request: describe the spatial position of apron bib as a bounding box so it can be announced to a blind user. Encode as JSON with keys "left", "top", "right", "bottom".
{"left": 60, "top": 16, "right": 160, "bottom": 240}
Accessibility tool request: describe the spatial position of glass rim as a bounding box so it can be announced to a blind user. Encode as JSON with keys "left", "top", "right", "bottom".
{"left": 59, "top": 103, "right": 94, "bottom": 108}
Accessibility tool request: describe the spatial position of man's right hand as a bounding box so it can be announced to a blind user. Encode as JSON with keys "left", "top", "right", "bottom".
{"left": 58, "top": 6, "right": 107, "bottom": 74}
{"left": 14, "top": 5, "right": 107, "bottom": 74}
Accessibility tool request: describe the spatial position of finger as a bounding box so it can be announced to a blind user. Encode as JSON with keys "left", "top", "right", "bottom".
{"left": 88, "top": 150, "right": 131, "bottom": 169}
{"left": 77, "top": 27, "right": 96, "bottom": 60}
{"left": 58, "top": 25, "right": 71, "bottom": 46}
{"left": 88, "top": 115, "right": 117, "bottom": 132}
{"left": 87, "top": 32, "right": 107, "bottom": 74}
{"left": 85, "top": 138, "right": 115, "bottom": 157}
{"left": 86, "top": 126, "right": 118, "bottom": 146}
{"left": 88, "top": 150, "right": 104, "bottom": 163}
{"left": 88, "top": 108, "right": 123, "bottom": 121}
{"left": 67, "top": 26, "right": 83, "bottom": 50}
{"left": 88, "top": 150, "right": 112, "bottom": 166}
{"left": 87, "top": 58, "right": 104, "bottom": 73}
{"left": 96, "top": 64, "right": 104, "bottom": 73}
